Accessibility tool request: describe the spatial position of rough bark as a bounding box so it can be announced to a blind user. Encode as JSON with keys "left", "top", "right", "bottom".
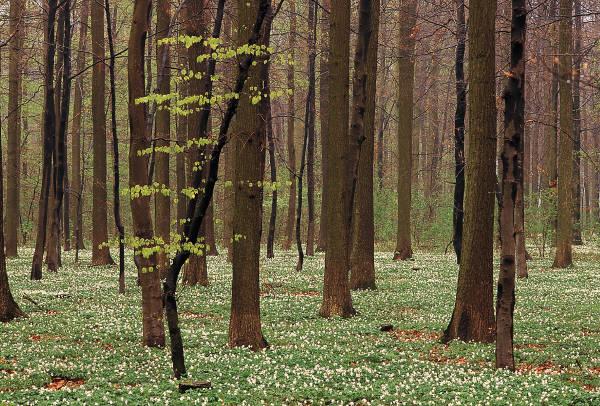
{"left": 228, "top": 0, "right": 271, "bottom": 349}
{"left": 443, "top": 0, "right": 497, "bottom": 344}
{"left": 350, "top": 0, "right": 379, "bottom": 290}
{"left": 48, "top": 1, "right": 72, "bottom": 272}
{"left": 182, "top": 0, "right": 210, "bottom": 287}
{"left": 105, "top": 0, "right": 125, "bottom": 293}
{"left": 128, "top": 0, "right": 165, "bottom": 348}
{"left": 572, "top": 0, "right": 583, "bottom": 246}
{"left": 162, "top": 0, "right": 266, "bottom": 378}
{"left": 155, "top": 0, "right": 172, "bottom": 278}
{"left": 283, "top": 0, "right": 297, "bottom": 251}
{"left": 31, "top": 0, "right": 59, "bottom": 281}
{"left": 393, "top": 0, "right": 417, "bottom": 261}
{"left": 0, "top": 87, "right": 25, "bottom": 322}
{"left": 316, "top": 0, "right": 330, "bottom": 252}
{"left": 496, "top": 0, "right": 526, "bottom": 371}
{"left": 71, "top": 0, "right": 89, "bottom": 252}
{"left": 552, "top": 0, "right": 574, "bottom": 268}
{"left": 452, "top": 0, "right": 467, "bottom": 263}
{"left": 319, "top": 0, "right": 355, "bottom": 318}
{"left": 92, "top": 0, "right": 114, "bottom": 265}
{"left": 6, "top": 0, "right": 25, "bottom": 257}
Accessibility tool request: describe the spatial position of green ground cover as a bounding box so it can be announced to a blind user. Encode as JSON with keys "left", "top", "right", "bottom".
{"left": 1, "top": 247, "right": 599, "bottom": 405}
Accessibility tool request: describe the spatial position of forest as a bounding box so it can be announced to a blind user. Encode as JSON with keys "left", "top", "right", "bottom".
{"left": 0, "top": 0, "right": 599, "bottom": 403}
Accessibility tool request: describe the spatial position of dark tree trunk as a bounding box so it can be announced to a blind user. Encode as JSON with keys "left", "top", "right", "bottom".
{"left": 6, "top": 0, "right": 25, "bottom": 258}
{"left": 71, "top": 0, "right": 89, "bottom": 252}
{"left": 105, "top": 0, "right": 125, "bottom": 294}
{"left": 305, "top": 0, "right": 317, "bottom": 258}
{"left": 319, "top": 0, "right": 355, "bottom": 318}
{"left": 127, "top": 0, "right": 165, "bottom": 348}
{"left": 154, "top": 0, "right": 172, "bottom": 278}
{"left": 182, "top": 0, "right": 210, "bottom": 287}
{"left": 229, "top": 0, "right": 271, "bottom": 349}
{"left": 496, "top": 0, "right": 527, "bottom": 371}
{"left": 553, "top": 0, "right": 574, "bottom": 268}
{"left": 48, "top": 0, "right": 72, "bottom": 273}
{"left": 350, "top": 0, "right": 380, "bottom": 290}
{"left": 0, "top": 83, "right": 25, "bottom": 322}
{"left": 572, "top": 0, "right": 583, "bottom": 246}
{"left": 452, "top": 0, "right": 467, "bottom": 263}
{"left": 162, "top": 0, "right": 268, "bottom": 377}
{"left": 283, "top": 0, "right": 297, "bottom": 251}
{"left": 443, "top": 0, "right": 497, "bottom": 344}
{"left": 91, "top": 0, "right": 114, "bottom": 266}
{"left": 266, "top": 99, "right": 277, "bottom": 259}
{"left": 393, "top": 0, "right": 417, "bottom": 261}
{"left": 295, "top": 0, "right": 317, "bottom": 271}
{"left": 31, "top": 0, "right": 59, "bottom": 281}
{"left": 316, "top": 0, "right": 330, "bottom": 252}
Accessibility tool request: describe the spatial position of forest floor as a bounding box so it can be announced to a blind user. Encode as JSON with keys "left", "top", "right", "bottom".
{"left": 1, "top": 246, "right": 599, "bottom": 405}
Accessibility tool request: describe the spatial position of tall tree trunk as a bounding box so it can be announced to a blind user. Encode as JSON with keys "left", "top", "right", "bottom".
{"left": 452, "top": 0, "right": 467, "bottom": 263}
{"left": 553, "top": 0, "right": 574, "bottom": 268}
{"left": 128, "top": 0, "right": 166, "bottom": 348}
{"left": 31, "top": 0, "right": 59, "bottom": 281}
{"left": 393, "top": 0, "right": 417, "bottom": 261}
{"left": 154, "top": 0, "right": 172, "bottom": 278}
{"left": 6, "top": 0, "right": 25, "bottom": 257}
{"left": 48, "top": 1, "right": 72, "bottom": 273}
{"left": 176, "top": 44, "right": 188, "bottom": 237}
{"left": 162, "top": 0, "right": 264, "bottom": 378}
{"left": 496, "top": 0, "right": 526, "bottom": 371}
{"left": 295, "top": 0, "right": 317, "bottom": 271}
{"left": 572, "top": 0, "right": 583, "bottom": 246}
{"left": 228, "top": 0, "right": 271, "bottom": 349}
{"left": 0, "top": 86, "right": 25, "bottom": 322}
{"left": 305, "top": 0, "right": 317, "bottom": 258}
{"left": 319, "top": 0, "right": 355, "bottom": 318}
{"left": 350, "top": 0, "right": 379, "bottom": 290}
{"left": 442, "top": 0, "right": 497, "bottom": 344}
{"left": 105, "top": 0, "right": 125, "bottom": 293}
{"left": 92, "top": 0, "right": 114, "bottom": 265}
{"left": 182, "top": 0, "right": 210, "bottom": 287}
{"left": 71, "top": 0, "right": 89, "bottom": 252}
{"left": 316, "top": 0, "right": 330, "bottom": 252}
{"left": 266, "top": 81, "right": 277, "bottom": 259}
{"left": 283, "top": 0, "right": 297, "bottom": 251}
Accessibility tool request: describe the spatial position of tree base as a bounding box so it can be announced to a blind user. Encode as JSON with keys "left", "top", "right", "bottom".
{"left": 442, "top": 306, "right": 495, "bottom": 344}
{"left": 0, "top": 298, "right": 26, "bottom": 323}
{"left": 393, "top": 247, "right": 412, "bottom": 261}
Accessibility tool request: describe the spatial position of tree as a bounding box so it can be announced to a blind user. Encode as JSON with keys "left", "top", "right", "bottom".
{"left": 316, "top": 0, "right": 330, "bottom": 252}
{"left": 71, "top": 0, "right": 90, "bottom": 253}
{"left": 92, "top": 0, "right": 114, "bottom": 265}
{"left": 182, "top": 0, "right": 210, "bottom": 287}
{"left": 393, "top": 0, "right": 417, "bottom": 261}
{"left": 553, "top": 0, "right": 574, "bottom": 268}
{"left": 319, "top": 0, "right": 355, "bottom": 318}
{"left": 442, "top": 0, "right": 497, "bottom": 344}
{"left": 350, "top": 0, "right": 380, "bottom": 290}
{"left": 572, "top": 0, "right": 583, "bottom": 246}
{"left": 452, "top": 0, "right": 467, "bottom": 263}
{"left": 6, "top": 0, "right": 25, "bottom": 258}
{"left": 283, "top": 0, "right": 297, "bottom": 251}
{"left": 295, "top": 0, "right": 318, "bottom": 271}
{"left": 496, "top": 0, "right": 527, "bottom": 371}
{"left": 0, "top": 86, "right": 25, "bottom": 322}
{"left": 105, "top": 0, "right": 125, "bottom": 293}
{"left": 155, "top": 0, "right": 171, "bottom": 277}
{"left": 228, "top": 0, "right": 271, "bottom": 349}
{"left": 47, "top": 0, "right": 72, "bottom": 272}
{"left": 127, "top": 0, "right": 165, "bottom": 348}
{"left": 31, "top": 0, "right": 59, "bottom": 281}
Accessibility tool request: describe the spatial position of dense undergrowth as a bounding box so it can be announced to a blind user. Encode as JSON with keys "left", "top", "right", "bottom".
{"left": 1, "top": 246, "right": 599, "bottom": 404}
